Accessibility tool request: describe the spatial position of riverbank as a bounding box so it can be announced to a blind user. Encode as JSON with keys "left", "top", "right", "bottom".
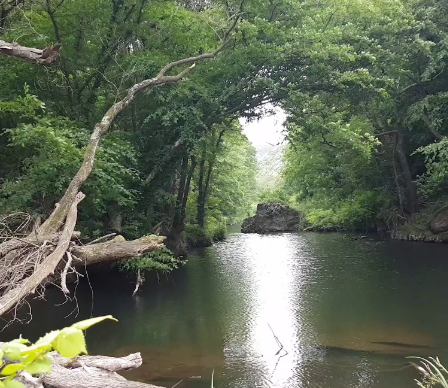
{"left": 393, "top": 201, "right": 448, "bottom": 242}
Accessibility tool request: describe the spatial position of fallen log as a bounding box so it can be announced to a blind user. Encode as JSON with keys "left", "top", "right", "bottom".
{"left": 72, "top": 235, "right": 166, "bottom": 266}
{"left": 16, "top": 352, "right": 164, "bottom": 388}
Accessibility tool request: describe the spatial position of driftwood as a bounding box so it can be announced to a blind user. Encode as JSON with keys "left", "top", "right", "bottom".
{"left": 15, "top": 352, "right": 164, "bottom": 388}
{"left": 0, "top": 40, "right": 61, "bottom": 65}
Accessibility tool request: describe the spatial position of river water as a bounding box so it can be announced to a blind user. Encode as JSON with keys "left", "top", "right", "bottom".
{"left": 3, "top": 232, "right": 448, "bottom": 388}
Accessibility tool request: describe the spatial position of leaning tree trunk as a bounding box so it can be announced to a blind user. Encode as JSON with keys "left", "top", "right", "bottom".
{"left": 0, "top": 16, "right": 240, "bottom": 318}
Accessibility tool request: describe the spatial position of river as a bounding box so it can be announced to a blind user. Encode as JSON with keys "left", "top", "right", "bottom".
{"left": 3, "top": 232, "right": 448, "bottom": 388}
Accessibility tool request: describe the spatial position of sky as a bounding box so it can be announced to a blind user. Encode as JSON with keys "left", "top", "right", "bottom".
{"left": 240, "top": 108, "right": 286, "bottom": 150}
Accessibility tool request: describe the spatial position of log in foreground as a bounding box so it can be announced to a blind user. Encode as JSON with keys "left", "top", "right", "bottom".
{"left": 17, "top": 352, "right": 164, "bottom": 388}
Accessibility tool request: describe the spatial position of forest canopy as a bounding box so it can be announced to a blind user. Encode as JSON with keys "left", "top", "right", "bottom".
{"left": 1, "top": 0, "right": 448, "bottom": 295}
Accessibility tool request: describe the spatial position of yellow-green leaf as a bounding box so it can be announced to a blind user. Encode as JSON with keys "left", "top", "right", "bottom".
{"left": 4, "top": 381, "right": 25, "bottom": 388}
{"left": 35, "top": 330, "right": 60, "bottom": 347}
{"left": 1, "top": 363, "right": 24, "bottom": 376}
{"left": 52, "top": 327, "right": 87, "bottom": 358}
{"left": 20, "top": 344, "right": 52, "bottom": 363}
{"left": 10, "top": 336, "right": 29, "bottom": 345}
{"left": 71, "top": 315, "right": 117, "bottom": 331}
{"left": 2, "top": 343, "right": 27, "bottom": 360}
{"left": 25, "top": 356, "right": 52, "bottom": 375}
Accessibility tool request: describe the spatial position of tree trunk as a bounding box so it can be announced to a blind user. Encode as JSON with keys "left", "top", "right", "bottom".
{"left": 196, "top": 157, "right": 207, "bottom": 228}
{"left": 166, "top": 156, "right": 197, "bottom": 255}
{"left": 108, "top": 203, "right": 123, "bottom": 233}
{"left": 196, "top": 129, "right": 225, "bottom": 228}
{"left": 172, "top": 156, "right": 189, "bottom": 231}
{"left": 181, "top": 155, "right": 197, "bottom": 214}
{"left": 396, "top": 131, "right": 418, "bottom": 214}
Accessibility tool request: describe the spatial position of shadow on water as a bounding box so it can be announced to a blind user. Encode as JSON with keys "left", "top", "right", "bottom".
{"left": 3, "top": 232, "right": 448, "bottom": 388}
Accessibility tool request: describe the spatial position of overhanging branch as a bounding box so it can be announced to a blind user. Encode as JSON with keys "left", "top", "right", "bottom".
{"left": 0, "top": 40, "right": 61, "bottom": 65}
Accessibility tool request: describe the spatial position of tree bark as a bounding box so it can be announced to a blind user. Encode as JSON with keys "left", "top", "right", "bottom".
{"left": 0, "top": 40, "right": 61, "bottom": 65}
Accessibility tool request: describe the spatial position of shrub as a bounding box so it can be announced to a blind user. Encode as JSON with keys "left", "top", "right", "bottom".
{"left": 185, "top": 224, "right": 212, "bottom": 248}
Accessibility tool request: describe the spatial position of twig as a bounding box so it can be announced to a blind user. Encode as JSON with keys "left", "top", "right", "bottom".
{"left": 85, "top": 233, "right": 117, "bottom": 245}
{"left": 132, "top": 269, "right": 143, "bottom": 296}
{"left": 268, "top": 323, "right": 288, "bottom": 356}
{"left": 268, "top": 323, "right": 289, "bottom": 379}
{"left": 61, "top": 251, "right": 73, "bottom": 294}
{"left": 171, "top": 380, "right": 183, "bottom": 388}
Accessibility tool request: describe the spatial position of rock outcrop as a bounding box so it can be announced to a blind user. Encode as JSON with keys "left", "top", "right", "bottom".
{"left": 241, "top": 203, "right": 303, "bottom": 234}
{"left": 431, "top": 209, "right": 448, "bottom": 234}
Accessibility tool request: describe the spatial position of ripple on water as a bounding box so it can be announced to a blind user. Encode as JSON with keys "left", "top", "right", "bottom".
{"left": 3, "top": 232, "right": 448, "bottom": 388}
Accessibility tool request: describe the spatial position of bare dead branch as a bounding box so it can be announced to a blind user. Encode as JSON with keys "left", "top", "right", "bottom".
{"left": 0, "top": 40, "right": 61, "bottom": 65}
{"left": 60, "top": 251, "right": 73, "bottom": 294}
{"left": 0, "top": 192, "right": 85, "bottom": 317}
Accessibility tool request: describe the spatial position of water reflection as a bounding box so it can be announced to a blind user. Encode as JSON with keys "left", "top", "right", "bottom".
{"left": 3, "top": 232, "right": 448, "bottom": 388}
{"left": 225, "top": 234, "right": 308, "bottom": 387}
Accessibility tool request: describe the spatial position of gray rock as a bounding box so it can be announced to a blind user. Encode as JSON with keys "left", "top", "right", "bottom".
{"left": 241, "top": 203, "right": 303, "bottom": 234}
{"left": 431, "top": 210, "right": 448, "bottom": 234}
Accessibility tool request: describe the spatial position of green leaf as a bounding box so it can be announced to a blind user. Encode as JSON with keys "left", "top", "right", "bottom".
{"left": 52, "top": 327, "right": 87, "bottom": 358}
{"left": 2, "top": 344, "right": 27, "bottom": 360}
{"left": 20, "top": 344, "right": 52, "bottom": 363}
{"left": 24, "top": 356, "right": 52, "bottom": 375}
{"left": 10, "top": 337, "right": 29, "bottom": 345}
{"left": 35, "top": 331, "right": 60, "bottom": 346}
{"left": 4, "top": 381, "right": 25, "bottom": 388}
{"left": 71, "top": 315, "right": 117, "bottom": 331}
{"left": 1, "top": 363, "right": 24, "bottom": 376}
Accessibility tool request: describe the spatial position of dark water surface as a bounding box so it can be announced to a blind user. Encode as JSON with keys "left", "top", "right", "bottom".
{"left": 3, "top": 232, "right": 448, "bottom": 388}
